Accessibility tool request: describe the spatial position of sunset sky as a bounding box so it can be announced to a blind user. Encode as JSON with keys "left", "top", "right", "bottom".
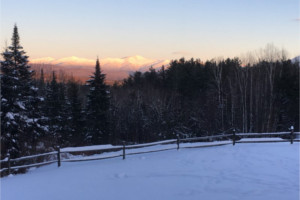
{"left": 1, "top": 0, "right": 299, "bottom": 61}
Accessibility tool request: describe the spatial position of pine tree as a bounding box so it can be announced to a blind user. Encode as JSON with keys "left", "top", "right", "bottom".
{"left": 1, "top": 47, "right": 23, "bottom": 158}
{"left": 44, "top": 72, "right": 69, "bottom": 147}
{"left": 85, "top": 58, "right": 110, "bottom": 144}
{"left": 67, "top": 79, "right": 85, "bottom": 146}
{"left": 37, "top": 69, "right": 46, "bottom": 95}
{"left": 1, "top": 25, "right": 44, "bottom": 158}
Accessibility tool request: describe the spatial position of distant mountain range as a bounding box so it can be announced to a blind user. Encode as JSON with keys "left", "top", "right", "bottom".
{"left": 30, "top": 55, "right": 170, "bottom": 83}
{"left": 292, "top": 56, "right": 300, "bottom": 63}
{"left": 29, "top": 55, "right": 300, "bottom": 83}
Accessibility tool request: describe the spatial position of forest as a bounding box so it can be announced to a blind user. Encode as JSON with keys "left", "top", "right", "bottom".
{"left": 1, "top": 25, "right": 299, "bottom": 159}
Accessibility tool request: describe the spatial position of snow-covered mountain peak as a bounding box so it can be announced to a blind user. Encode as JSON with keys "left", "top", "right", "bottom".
{"left": 30, "top": 57, "right": 56, "bottom": 64}
{"left": 30, "top": 55, "right": 169, "bottom": 71}
{"left": 29, "top": 55, "right": 170, "bottom": 81}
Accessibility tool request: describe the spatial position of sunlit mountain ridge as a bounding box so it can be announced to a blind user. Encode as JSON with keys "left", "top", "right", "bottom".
{"left": 30, "top": 55, "right": 170, "bottom": 83}
{"left": 30, "top": 55, "right": 169, "bottom": 71}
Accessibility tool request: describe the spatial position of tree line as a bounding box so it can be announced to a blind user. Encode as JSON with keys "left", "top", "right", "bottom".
{"left": 1, "top": 25, "right": 299, "bottom": 159}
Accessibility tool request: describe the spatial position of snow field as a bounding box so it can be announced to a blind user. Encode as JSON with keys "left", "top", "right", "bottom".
{"left": 1, "top": 143, "right": 299, "bottom": 200}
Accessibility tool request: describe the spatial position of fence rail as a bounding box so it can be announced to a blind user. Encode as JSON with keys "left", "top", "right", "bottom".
{"left": 62, "top": 155, "right": 122, "bottom": 162}
{"left": 236, "top": 132, "right": 292, "bottom": 137}
{"left": 10, "top": 160, "right": 58, "bottom": 170}
{"left": 10, "top": 151, "right": 57, "bottom": 162}
{"left": 1, "top": 131, "right": 299, "bottom": 177}
{"left": 180, "top": 134, "right": 233, "bottom": 142}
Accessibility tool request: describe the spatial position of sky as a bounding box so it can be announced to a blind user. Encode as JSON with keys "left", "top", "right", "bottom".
{"left": 1, "top": 0, "right": 299, "bottom": 61}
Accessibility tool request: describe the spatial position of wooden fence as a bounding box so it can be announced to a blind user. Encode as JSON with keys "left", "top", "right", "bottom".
{"left": 1, "top": 131, "right": 299, "bottom": 177}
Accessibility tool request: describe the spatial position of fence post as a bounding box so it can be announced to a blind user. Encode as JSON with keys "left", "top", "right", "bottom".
{"left": 177, "top": 135, "right": 180, "bottom": 150}
{"left": 123, "top": 141, "right": 126, "bottom": 160}
{"left": 233, "top": 128, "right": 236, "bottom": 146}
{"left": 57, "top": 146, "right": 61, "bottom": 167}
{"left": 7, "top": 153, "right": 11, "bottom": 175}
{"left": 290, "top": 126, "right": 294, "bottom": 144}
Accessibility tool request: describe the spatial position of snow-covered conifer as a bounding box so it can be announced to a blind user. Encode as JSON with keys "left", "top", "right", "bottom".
{"left": 1, "top": 25, "right": 45, "bottom": 158}
{"left": 85, "top": 58, "right": 110, "bottom": 144}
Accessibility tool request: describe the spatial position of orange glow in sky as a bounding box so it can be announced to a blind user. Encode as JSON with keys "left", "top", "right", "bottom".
{"left": 1, "top": 0, "right": 299, "bottom": 61}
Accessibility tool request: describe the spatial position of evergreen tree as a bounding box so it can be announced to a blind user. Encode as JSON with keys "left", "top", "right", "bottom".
{"left": 37, "top": 69, "right": 46, "bottom": 96}
{"left": 1, "top": 47, "right": 23, "bottom": 158}
{"left": 85, "top": 58, "right": 110, "bottom": 144}
{"left": 67, "top": 79, "right": 85, "bottom": 146}
{"left": 1, "top": 25, "right": 43, "bottom": 158}
{"left": 44, "top": 72, "right": 69, "bottom": 147}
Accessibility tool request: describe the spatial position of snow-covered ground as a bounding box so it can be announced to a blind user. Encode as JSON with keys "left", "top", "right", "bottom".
{"left": 1, "top": 143, "right": 299, "bottom": 200}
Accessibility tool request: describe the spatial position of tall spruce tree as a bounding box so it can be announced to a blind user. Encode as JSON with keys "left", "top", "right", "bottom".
{"left": 67, "top": 79, "right": 85, "bottom": 146}
{"left": 1, "top": 25, "right": 43, "bottom": 158}
{"left": 37, "top": 69, "right": 46, "bottom": 96}
{"left": 44, "top": 72, "right": 69, "bottom": 147}
{"left": 1, "top": 47, "right": 23, "bottom": 158}
{"left": 85, "top": 58, "right": 110, "bottom": 144}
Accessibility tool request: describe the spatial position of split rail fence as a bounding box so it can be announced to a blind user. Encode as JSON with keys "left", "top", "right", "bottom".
{"left": 1, "top": 130, "right": 299, "bottom": 177}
